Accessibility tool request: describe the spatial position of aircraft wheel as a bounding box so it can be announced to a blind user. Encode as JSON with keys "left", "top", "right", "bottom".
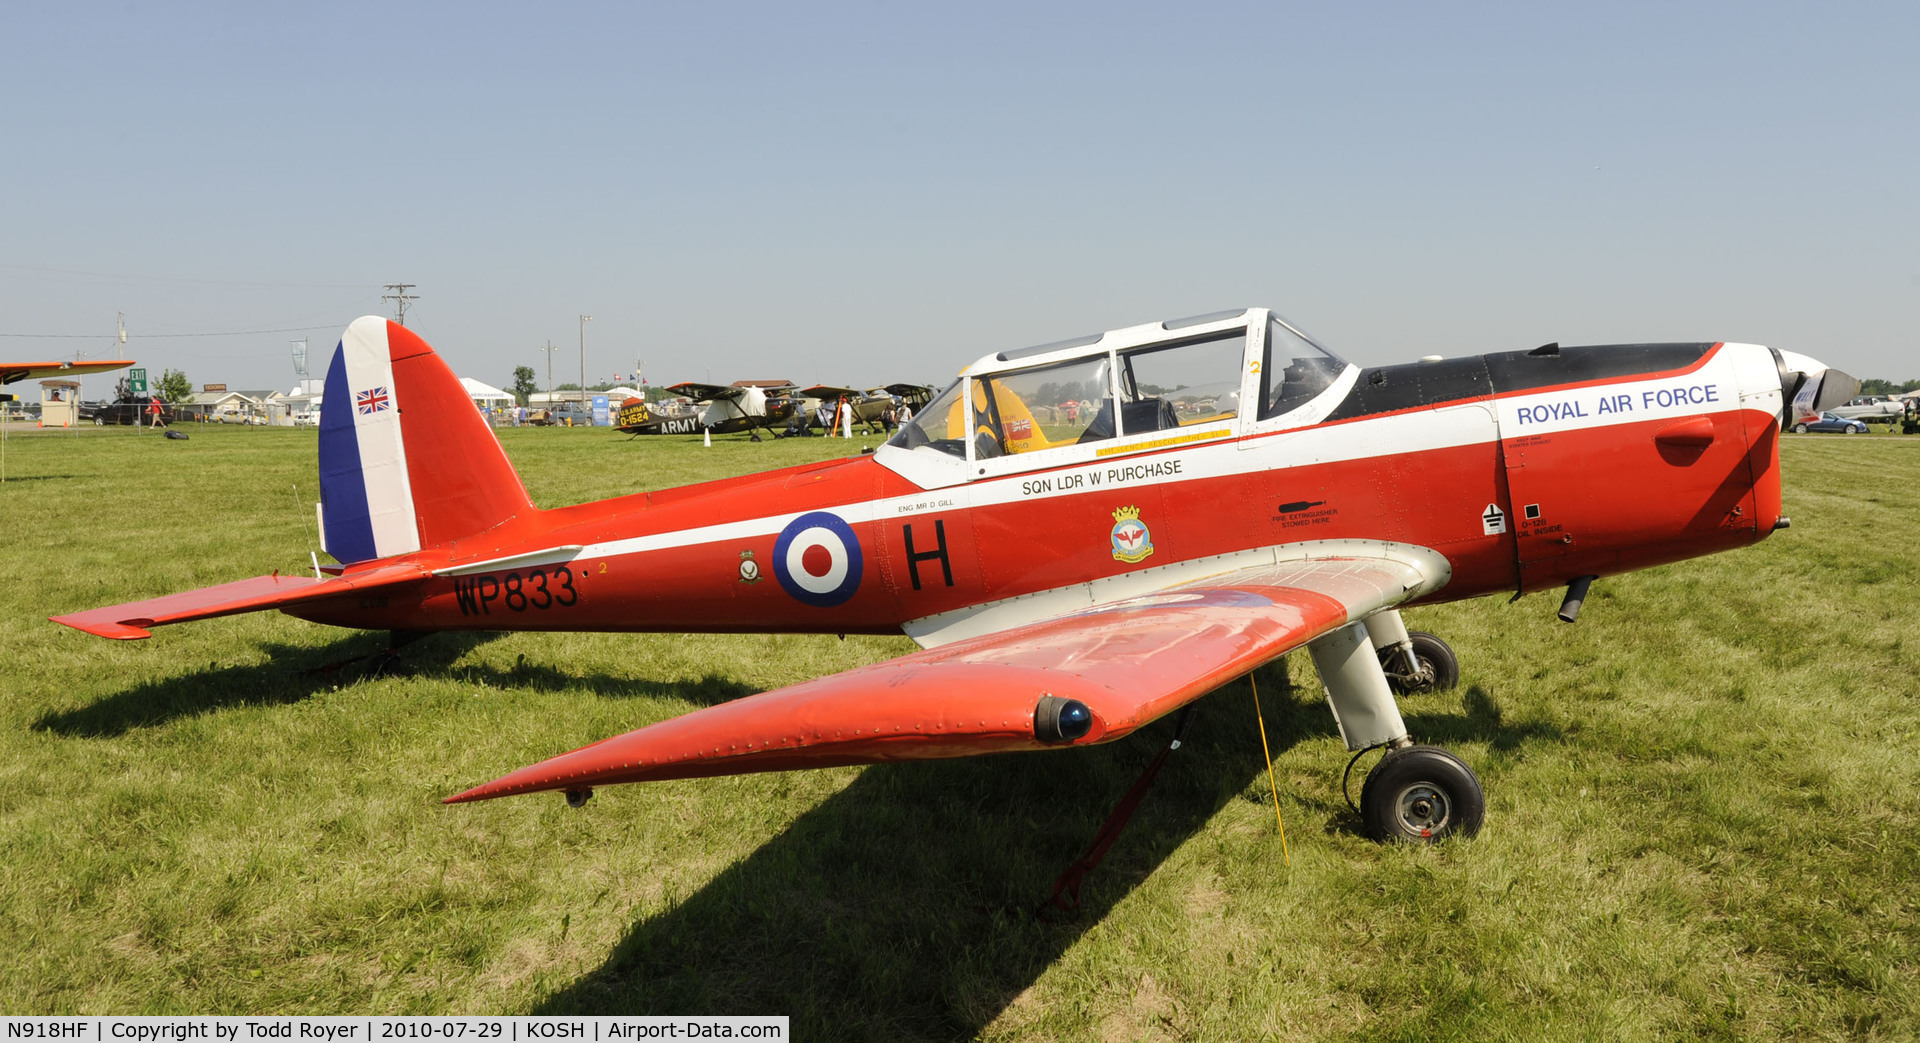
{"left": 1380, "top": 631, "right": 1459, "bottom": 695}
{"left": 1361, "top": 746, "right": 1484, "bottom": 842}
{"left": 565, "top": 788, "right": 593, "bottom": 808}
{"left": 1792, "top": 423, "right": 1808, "bottom": 433}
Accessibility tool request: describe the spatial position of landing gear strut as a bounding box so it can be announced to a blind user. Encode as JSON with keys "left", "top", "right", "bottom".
{"left": 1311, "top": 611, "right": 1484, "bottom": 843}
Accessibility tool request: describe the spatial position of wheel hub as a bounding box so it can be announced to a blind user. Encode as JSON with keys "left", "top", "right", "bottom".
{"left": 1405, "top": 656, "right": 1435, "bottom": 691}
{"left": 1394, "top": 783, "right": 1451, "bottom": 835}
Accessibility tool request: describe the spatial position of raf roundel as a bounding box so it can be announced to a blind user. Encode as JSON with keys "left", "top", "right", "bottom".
{"left": 772, "top": 511, "right": 864, "bottom": 607}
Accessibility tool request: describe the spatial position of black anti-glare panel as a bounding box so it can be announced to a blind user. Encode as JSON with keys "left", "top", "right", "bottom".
{"left": 1322, "top": 343, "right": 1715, "bottom": 422}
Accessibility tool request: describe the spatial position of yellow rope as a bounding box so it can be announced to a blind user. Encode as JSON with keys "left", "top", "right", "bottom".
{"left": 1251, "top": 672, "right": 1290, "bottom": 866}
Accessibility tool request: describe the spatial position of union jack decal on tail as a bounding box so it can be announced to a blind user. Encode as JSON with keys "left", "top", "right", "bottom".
{"left": 357, "top": 386, "right": 391, "bottom": 415}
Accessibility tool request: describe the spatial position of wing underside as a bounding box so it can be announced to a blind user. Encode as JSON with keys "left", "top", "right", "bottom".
{"left": 447, "top": 549, "right": 1446, "bottom": 803}
{"left": 666, "top": 382, "right": 746, "bottom": 402}
{"left": 1, "top": 360, "right": 137, "bottom": 385}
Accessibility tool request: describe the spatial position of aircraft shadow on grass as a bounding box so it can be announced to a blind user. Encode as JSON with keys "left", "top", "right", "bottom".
{"left": 531, "top": 664, "right": 1561, "bottom": 1037}
{"left": 33, "top": 632, "right": 760, "bottom": 739}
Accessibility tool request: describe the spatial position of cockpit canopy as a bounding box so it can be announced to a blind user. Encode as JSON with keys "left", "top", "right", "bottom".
{"left": 885, "top": 308, "right": 1349, "bottom": 468}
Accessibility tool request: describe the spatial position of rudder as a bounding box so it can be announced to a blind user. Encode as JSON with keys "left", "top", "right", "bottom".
{"left": 319, "top": 317, "right": 533, "bottom": 564}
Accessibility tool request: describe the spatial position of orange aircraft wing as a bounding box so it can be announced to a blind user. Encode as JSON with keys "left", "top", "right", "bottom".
{"left": 50, "top": 561, "right": 432, "bottom": 640}
{"left": 447, "top": 552, "right": 1441, "bottom": 803}
{"left": 1, "top": 360, "right": 137, "bottom": 385}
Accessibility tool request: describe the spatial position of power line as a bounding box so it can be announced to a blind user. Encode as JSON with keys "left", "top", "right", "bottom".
{"left": 0, "top": 262, "right": 372, "bottom": 290}
{"left": 0, "top": 323, "right": 346, "bottom": 339}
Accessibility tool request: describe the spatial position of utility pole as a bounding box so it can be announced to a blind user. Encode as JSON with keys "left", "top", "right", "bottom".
{"left": 578, "top": 314, "right": 592, "bottom": 418}
{"left": 539, "top": 340, "right": 560, "bottom": 404}
{"left": 382, "top": 283, "right": 418, "bottom": 326}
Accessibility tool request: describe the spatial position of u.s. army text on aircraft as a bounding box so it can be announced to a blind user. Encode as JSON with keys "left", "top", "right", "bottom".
{"left": 52, "top": 309, "right": 1853, "bottom": 843}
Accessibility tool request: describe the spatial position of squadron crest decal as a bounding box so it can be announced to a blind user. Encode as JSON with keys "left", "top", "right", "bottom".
{"left": 1109, "top": 505, "right": 1154, "bottom": 564}
{"left": 737, "top": 549, "right": 761, "bottom": 584}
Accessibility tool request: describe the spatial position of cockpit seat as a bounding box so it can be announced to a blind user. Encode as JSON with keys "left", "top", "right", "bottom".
{"left": 1077, "top": 397, "right": 1181, "bottom": 443}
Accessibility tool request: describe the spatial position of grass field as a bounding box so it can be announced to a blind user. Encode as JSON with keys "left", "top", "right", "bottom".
{"left": 1, "top": 422, "right": 1915, "bottom": 1039}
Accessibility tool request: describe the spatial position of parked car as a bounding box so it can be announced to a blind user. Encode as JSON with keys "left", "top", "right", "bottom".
{"left": 1830, "top": 395, "right": 1902, "bottom": 422}
{"left": 548, "top": 402, "right": 594, "bottom": 426}
{"left": 1792, "top": 411, "right": 1869, "bottom": 434}
{"left": 291, "top": 410, "right": 320, "bottom": 427}
{"left": 88, "top": 398, "right": 173, "bottom": 425}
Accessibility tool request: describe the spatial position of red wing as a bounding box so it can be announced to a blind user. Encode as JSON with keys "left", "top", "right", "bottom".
{"left": 50, "top": 561, "right": 430, "bottom": 639}
{"left": 446, "top": 554, "right": 1439, "bottom": 803}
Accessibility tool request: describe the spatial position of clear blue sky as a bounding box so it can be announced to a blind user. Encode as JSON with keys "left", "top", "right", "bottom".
{"left": 4, "top": 2, "right": 1915, "bottom": 399}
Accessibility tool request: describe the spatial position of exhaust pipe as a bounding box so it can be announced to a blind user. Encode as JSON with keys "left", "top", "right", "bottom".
{"left": 1558, "top": 575, "right": 1597, "bottom": 623}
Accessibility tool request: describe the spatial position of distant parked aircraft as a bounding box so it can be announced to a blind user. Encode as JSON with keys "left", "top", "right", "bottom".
{"left": 616, "top": 380, "right": 800, "bottom": 440}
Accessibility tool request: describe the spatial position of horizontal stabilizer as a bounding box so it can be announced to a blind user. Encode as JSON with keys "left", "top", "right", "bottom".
{"left": 447, "top": 551, "right": 1447, "bottom": 803}
{"left": 50, "top": 562, "right": 431, "bottom": 640}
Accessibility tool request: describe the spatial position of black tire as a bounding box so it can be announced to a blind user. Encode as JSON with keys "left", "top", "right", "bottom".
{"left": 1361, "top": 746, "right": 1485, "bottom": 842}
{"left": 1379, "top": 631, "right": 1460, "bottom": 695}
{"left": 1792, "top": 423, "right": 1807, "bottom": 434}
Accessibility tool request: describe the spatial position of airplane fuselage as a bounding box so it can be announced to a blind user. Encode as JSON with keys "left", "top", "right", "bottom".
{"left": 289, "top": 340, "right": 1785, "bottom": 642}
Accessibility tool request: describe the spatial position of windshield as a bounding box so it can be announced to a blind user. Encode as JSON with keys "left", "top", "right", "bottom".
{"left": 886, "top": 378, "right": 971, "bottom": 457}
{"left": 1260, "top": 316, "right": 1347, "bottom": 419}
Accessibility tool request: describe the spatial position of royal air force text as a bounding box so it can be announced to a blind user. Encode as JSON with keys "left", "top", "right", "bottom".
{"left": 1513, "top": 384, "right": 1720, "bottom": 426}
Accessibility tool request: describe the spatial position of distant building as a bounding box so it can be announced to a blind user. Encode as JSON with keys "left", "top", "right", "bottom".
{"left": 177, "top": 390, "right": 264, "bottom": 421}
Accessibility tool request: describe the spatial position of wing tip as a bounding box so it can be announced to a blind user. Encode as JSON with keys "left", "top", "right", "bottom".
{"left": 48, "top": 614, "right": 153, "bottom": 640}
{"left": 443, "top": 773, "right": 557, "bottom": 804}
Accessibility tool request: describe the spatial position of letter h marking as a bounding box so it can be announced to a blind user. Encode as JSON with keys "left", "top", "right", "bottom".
{"left": 903, "top": 519, "right": 954, "bottom": 590}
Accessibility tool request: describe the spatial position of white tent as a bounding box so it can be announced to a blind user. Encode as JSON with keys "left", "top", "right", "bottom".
{"left": 460, "top": 377, "right": 515, "bottom": 411}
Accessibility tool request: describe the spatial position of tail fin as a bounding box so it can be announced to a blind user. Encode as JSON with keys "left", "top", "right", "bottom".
{"left": 319, "top": 317, "right": 533, "bottom": 564}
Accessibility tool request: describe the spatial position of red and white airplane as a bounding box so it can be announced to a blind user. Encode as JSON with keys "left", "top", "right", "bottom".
{"left": 51, "top": 311, "right": 1854, "bottom": 842}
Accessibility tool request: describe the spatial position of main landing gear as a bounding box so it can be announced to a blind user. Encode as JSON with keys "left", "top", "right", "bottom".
{"left": 1378, "top": 631, "right": 1460, "bottom": 696}
{"left": 1309, "top": 611, "right": 1485, "bottom": 842}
